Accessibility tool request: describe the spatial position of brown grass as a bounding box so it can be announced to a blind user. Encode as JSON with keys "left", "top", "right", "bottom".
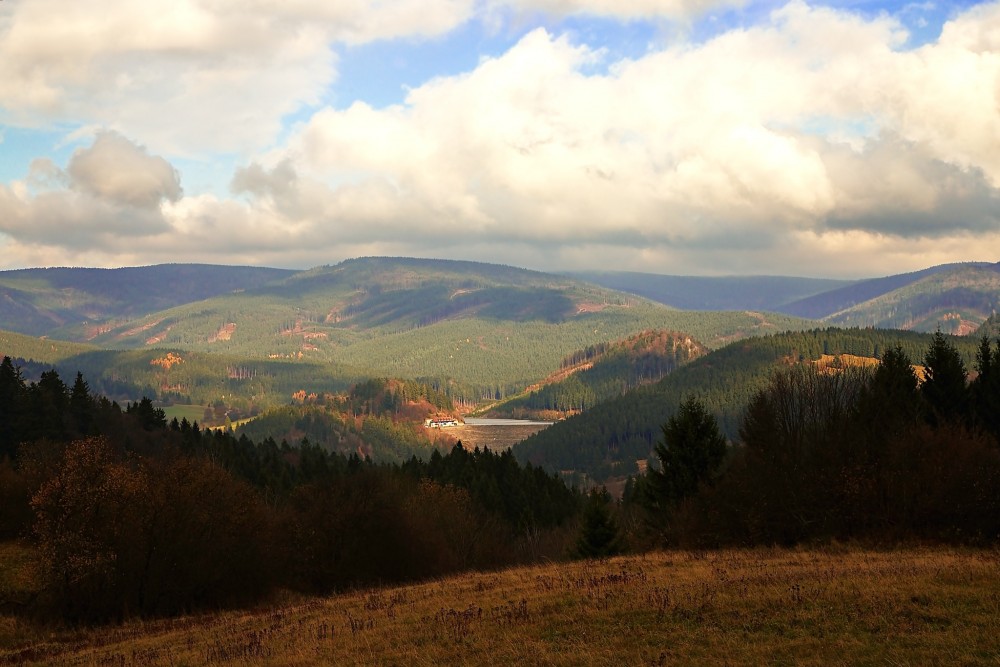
{"left": 3, "top": 546, "right": 1000, "bottom": 665}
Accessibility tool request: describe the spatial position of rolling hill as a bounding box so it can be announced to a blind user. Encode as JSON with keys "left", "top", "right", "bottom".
{"left": 810, "top": 263, "right": 1000, "bottom": 334}
{"left": 0, "top": 264, "right": 294, "bottom": 337}
{"left": 578, "top": 262, "right": 1000, "bottom": 335}
{"left": 1, "top": 258, "right": 818, "bottom": 405}
{"left": 776, "top": 262, "right": 983, "bottom": 319}
{"left": 480, "top": 329, "right": 708, "bottom": 420}
{"left": 571, "top": 271, "right": 853, "bottom": 311}
{"left": 512, "top": 327, "right": 983, "bottom": 484}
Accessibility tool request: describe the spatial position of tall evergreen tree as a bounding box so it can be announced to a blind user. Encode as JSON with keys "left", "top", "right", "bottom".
{"left": 69, "top": 372, "right": 95, "bottom": 436}
{"left": 573, "top": 487, "right": 623, "bottom": 559}
{"left": 863, "top": 345, "right": 921, "bottom": 433}
{"left": 0, "top": 357, "right": 27, "bottom": 458}
{"left": 971, "top": 334, "right": 1000, "bottom": 440}
{"left": 921, "top": 330, "right": 969, "bottom": 426}
{"left": 647, "top": 396, "right": 727, "bottom": 510}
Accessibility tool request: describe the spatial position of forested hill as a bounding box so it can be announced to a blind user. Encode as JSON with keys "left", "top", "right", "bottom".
{"left": 778, "top": 262, "right": 999, "bottom": 330}
{"left": 512, "top": 327, "right": 983, "bottom": 484}
{"left": 813, "top": 263, "right": 1000, "bottom": 334}
{"left": 482, "top": 330, "right": 708, "bottom": 420}
{"left": 570, "top": 271, "right": 852, "bottom": 311}
{"left": 0, "top": 257, "right": 814, "bottom": 404}
{"left": 576, "top": 262, "right": 1000, "bottom": 336}
{"left": 0, "top": 264, "right": 294, "bottom": 337}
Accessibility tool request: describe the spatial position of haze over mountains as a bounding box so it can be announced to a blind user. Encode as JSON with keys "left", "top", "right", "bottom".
{"left": 2, "top": 258, "right": 997, "bottom": 342}
{"left": 576, "top": 261, "right": 1000, "bottom": 335}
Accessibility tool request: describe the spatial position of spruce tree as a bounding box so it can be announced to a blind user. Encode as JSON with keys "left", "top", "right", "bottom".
{"left": 647, "top": 396, "right": 727, "bottom": 510}
{"left": 922, "top": 330, "right": 969, "bottom": 426}
{"left": 573, "top": 487, "right": 623, "bottom": 559}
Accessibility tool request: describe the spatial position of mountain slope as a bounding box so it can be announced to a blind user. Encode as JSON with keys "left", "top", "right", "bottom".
{"left": 571, "top": 271, "right": 853, "bottom": 311}
{"left": 815, "top": 264, "right": 1000, "bottom": 334}
{"left": 777, "top": 262, "right": 994, "bottom": 320}
{"left": 22, "top": 258, "right": 815, "bottom": 403}
{"left": 481, "top": 329, "right": 708, "bottom": 420}
{"left": 513, "top": 327, "right": 982, "bottom": 483}
{"left": 0, "top": 264, "right": 294, "bottom": 337}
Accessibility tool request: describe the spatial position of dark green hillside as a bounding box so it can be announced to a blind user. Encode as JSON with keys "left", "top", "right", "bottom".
{"left": 237, "top": 378, "right": 457, "bottom": 463}
{"left": 483, "top": 330, "right": 708, "bottom": 419}
{"left": 0, "top": 333, "right": 361, "bottom": 411}
{"left": 50, "top": 258, "right": 816, "bottom": 403}
{"left": 0, "top": 264, "right": 293, "bottom": 337}
{"left": 819, "top": 264, "right": 1000, "bottom": 334}
{"left": 0, "top": 329, "right": 98, "bottom": 362}
{"left": 513, "top": 328, "right": 982, "bottom": 484}
{"left": 572, "top": 271, "right": 852, "bottom": 311}
{"left": 977, "top": 313, "right": 1000, "bottom": 339}
{"left": 778, "top": 262, "right": 993, "bottom": 320}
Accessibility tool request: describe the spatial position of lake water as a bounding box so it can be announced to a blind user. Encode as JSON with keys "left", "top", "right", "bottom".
{"left": 462, "top": 417, "right": 554, "bottom": 427}
{"left": 450, "top": 418, "right": 553, "bottom": 450}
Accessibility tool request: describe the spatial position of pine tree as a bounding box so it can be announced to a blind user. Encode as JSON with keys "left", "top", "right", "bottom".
{"left": 573, "top": 487, "right": 623, "bottom": 559}
{"left": 971, "top": 334, "right": 1000, "bottom": 439}
{"left": 647, "top": 396, "right": 727, "bottom": 510}
{"left": 0, "top": 357, "right": 27, "bottom": 458}
{"left": 69, "top": 372, "right": 95, "bottom": 436}
{"left": 922, "top": 330, "right": 969, "bottom": 426}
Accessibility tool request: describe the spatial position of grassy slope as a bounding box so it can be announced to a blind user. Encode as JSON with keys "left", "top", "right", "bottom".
{"left": 3, "top": 547, "right": 998, "bottom": 666}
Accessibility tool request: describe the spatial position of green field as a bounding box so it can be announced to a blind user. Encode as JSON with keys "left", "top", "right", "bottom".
{"left": 161, "top": 404, "right": 208, "bottom": 423}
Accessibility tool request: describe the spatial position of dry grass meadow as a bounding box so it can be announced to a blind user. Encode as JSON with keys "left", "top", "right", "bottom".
{"left": 3, "top": 545, "right": 1000, "bottom": 666}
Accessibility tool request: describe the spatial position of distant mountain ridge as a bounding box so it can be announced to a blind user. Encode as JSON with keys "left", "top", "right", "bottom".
{"left": 568, "top": 271, "right": 853, "bottom": 311}
{"left": 578, "top": 262, "right": 1000, "bottom": 335}
{"left": 777, "top": 262, "right": 994, "bottom": 319}
{"left": 0, "top": 264, "right": 294, "bottom": 336}
{"left": 1, "top": 257, "right": 815, "bottom": 407}
{"left": 4, "top": 256, "right": 995, "bottom": 414}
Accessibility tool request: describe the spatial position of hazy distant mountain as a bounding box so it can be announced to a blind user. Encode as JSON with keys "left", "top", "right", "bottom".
{"left": 570, "top": 271, "right": 853, "bottom": 311}
{"left": 777, "top": 263, "right": 990, "bottom": 319}
{"left": 577, "top": 262, "right": 1000, "bottom": 335}
{"left": 0, "top": 264, "right": 294, "bottom": 336}
{"left": 0, "top": 257, "right": 816, "bottom": 406}
{"left": 795, "top": 263, "right": 1000, "bottom": 334}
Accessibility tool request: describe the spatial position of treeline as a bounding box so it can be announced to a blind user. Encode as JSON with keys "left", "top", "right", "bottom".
{"left": 514, "top": 327, "right": 981, "bottom": 482}
{"left": 494, "top": 330, "right": 707, "bottom": 417}
{"left": 623, "top": 331, "right": 1000, "bottom": 546}
{"left": 236, "top": 378, "right": 458, "bottom": 464}
{"left": 0, "top": 358, "right": 580, "bottom": 624}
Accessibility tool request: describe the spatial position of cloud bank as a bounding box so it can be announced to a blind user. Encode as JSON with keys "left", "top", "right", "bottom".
{"left": 0, "top": 1, "right": 998, "bottom": 277}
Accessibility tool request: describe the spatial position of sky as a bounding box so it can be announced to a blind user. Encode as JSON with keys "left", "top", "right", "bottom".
{"left": 0, "top": 0, "right": 997, "bottom": 279}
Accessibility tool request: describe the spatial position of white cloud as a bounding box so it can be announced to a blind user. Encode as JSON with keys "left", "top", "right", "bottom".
{"left": 268, "top": 2, "right": 1000, "bottom": 273}
{"left": 1, "top": 1, "right": 999, "bottom": 278}
{"left": 0, "top": 0, "right": 476, "bottom": 154}
{"left": 67, "top": 131, "right": 182, "bottom": 208}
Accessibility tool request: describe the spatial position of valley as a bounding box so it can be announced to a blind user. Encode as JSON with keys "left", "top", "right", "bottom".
{"left": 2, "top": 255, "right": 1000, "bottom": 664}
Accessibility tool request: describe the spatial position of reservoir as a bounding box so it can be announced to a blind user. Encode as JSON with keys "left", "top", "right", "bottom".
{"left": 462, "top": 417, "right": 554, "bottom": 427}
{"left": 451, "top": 417, "right": 553, "bottom": 450}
